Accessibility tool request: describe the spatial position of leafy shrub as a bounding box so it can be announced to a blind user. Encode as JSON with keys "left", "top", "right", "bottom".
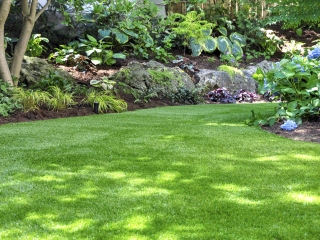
{"left": 25, "top": 34, "right": 49, "bottom": 57}
{"left": 12, "top": 88, "right": 50, "bottom": 112}
{"left": 168, "top": 87, "right": 204, "bottom": 104}
{"left": 0, "top": 97, "right": 21, "bottom": 117}
{"left": 253, "top": 53, "right": 320, "bottom": 124}
{"left": 31, "top": 71, "right": 75, "bottom": 92}
{"left": 83, "top": 90, "right": 127, "bottom": 113}
{"left": 47, "top": 86, "right": 77, "bottom": 112}
{"left": 0, "top": 80, "right": 22, "bottom": 117}
{"left": 171, "top": 11, "right": 216, "bottom": 56}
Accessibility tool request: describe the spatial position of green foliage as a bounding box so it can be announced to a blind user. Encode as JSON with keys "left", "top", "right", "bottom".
{"left": 25, "top": 34, "right": 49, "bottom": 57}
{"left": 12, "top": 88, "right": 50, "bottom": 112}
{"left": 167, "top": 87, "right": 204, "bottom": 104}
{"left": 132, "top": 88, "right": 159, "bottom": 103}
{"left": 83, "top": 89, "right": 127, "bottom": 113}
{"left": 268, "top": 0, "right": 320, "bottom": 29}
{"left": 77, "top": 35, "right": 125, "bottom": 65}
{"left": 244, "top": 109, "right": 277, "bottom": 126}
{"left": 49, "top": 41, "right": 90, "bottom": 70}
{"left": 147, "top": 69, "right": 177, "bottom": 86}
{"left": 283, "top": 40, "right": 305, "bottom": 59}
{"left": 79, "top": 0, "right": 175, "bottom": 63}
{"left": 47, "top": 86, "right": 77, "bottom": 112}
{"left": 90, "top": 77, "right": 116, "bottom": 91}
{"left": 217, "top": 65, "right": 243, "bottom": 79}
{"left": 253, "top": 56, "right": 320, "bottom": 124}
{"left": 30, "top": 71, "right": 75, "bottom": 92}
{"left": 0, "top": 80, "right": 22, "bottom": 117}
{"left": 171, "top": 11, "right": 216, "bottom": 56}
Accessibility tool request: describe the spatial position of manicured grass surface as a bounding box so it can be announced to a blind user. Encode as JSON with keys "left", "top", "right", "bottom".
{"left": 1, "top": 103, "right": 320, "bottom": 239}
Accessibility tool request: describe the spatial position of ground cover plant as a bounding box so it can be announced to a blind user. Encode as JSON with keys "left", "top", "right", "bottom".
{"left": 1, "top": 103, "right": 320, "bottom": 239}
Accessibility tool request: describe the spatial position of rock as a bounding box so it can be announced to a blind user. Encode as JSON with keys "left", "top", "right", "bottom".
{"left": 109, "top": 61, "right": 195, "bottom": 96}
{"left": 196, "top": 60, "right": 274, "bottom": 93}
{"left": 7, "top": 56, "right": 74, "bottom": 86}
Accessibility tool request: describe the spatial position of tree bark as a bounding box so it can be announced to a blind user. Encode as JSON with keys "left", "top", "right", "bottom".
{"left": 0, "top": 0, "right": 14, "bottom": 86}
{"left": 10, "top": 0, "right": 51, "bottom": 87}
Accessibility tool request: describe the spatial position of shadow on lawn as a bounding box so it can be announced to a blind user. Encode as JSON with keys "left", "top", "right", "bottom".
{"left": 1, "top": 104, "right": 320, "bottom": 239}
{"left": 1, "top": 149, "right": 320, "bottom": 239}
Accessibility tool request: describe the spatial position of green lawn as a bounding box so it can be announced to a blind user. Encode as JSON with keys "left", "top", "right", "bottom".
{"left": 1, "top": 103, "right": 320, "bottom": 239}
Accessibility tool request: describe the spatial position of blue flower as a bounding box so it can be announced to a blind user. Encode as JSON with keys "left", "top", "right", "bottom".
{"left": 281, "top": 120, "right": 298, "bottom": 131}
{"left": 308, "top": 48, "right": 320, "bottom": 59}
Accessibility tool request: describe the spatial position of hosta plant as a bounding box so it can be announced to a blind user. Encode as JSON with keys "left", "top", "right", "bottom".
{"left": 216, "top": 27, "right": 246, "bottom": 57}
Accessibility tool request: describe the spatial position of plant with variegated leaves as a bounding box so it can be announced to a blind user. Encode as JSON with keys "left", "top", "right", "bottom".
{"left": 171, "top": 11, "right": 216, "bottom": 56}
{"left": 215, "top": 27, "right": 246, "bottom": 59}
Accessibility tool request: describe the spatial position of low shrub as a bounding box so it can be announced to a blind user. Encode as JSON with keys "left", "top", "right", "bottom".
{"left": 83, "top": 90, "right": 127, "bottom": 113}
{"left": 47, "top": 86, "right": 77, "bottom": 112}
{"left": 12, "top": 88, "right": 50, "bottom": 112}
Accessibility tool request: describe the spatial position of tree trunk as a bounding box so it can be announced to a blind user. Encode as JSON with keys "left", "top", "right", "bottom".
{"left": 10, "top": 16, "right": 35, "bottom": 86}
{"left": 10, "top": 0, "right": 51, "bottom": 87}
{"left": 0, "top": 0, "right": 14, "bottom": 86}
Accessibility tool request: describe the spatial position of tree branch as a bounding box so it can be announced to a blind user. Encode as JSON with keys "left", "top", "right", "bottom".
{"left": 35, "top": 0, "right": 52, "bottom": 21}
{"left": 29, "top": 0, "right": 39, "bottom": 18}
{"left": 21, "top": 0, "right": 29, "bottom": 16}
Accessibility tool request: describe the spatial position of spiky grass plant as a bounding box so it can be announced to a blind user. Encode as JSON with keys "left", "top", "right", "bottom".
{"left": 83, "top": 89, "right": 127, "bottom": 113}
{"left": 12, "top": 88, "right": 50, "bottom": 112}
{"left": 48, "top": 86, "right": 77, "bottom": 111}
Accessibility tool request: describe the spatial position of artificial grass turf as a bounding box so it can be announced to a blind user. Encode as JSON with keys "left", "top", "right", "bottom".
{"left": 0, "top": 103, "right": 320, "bottom": 239}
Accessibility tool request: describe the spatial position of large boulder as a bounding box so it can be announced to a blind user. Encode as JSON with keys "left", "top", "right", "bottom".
{"left": 109, "top": 61, "right": 195, "bottom": 95}
{"left": 195, "top": 60, "right": 274, "bottom": 93}
{"left": 7, "top": 56, "right": 74, "bottom": 86}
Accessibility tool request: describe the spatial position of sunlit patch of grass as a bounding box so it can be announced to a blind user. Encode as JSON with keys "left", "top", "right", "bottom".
{"left": 1, "top": 103, "right": 320, "bottom": 238}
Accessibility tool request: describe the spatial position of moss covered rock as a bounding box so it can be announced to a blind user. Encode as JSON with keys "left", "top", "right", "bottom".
{"left": 7, "top": 56, "right": 74, "bottom": 86}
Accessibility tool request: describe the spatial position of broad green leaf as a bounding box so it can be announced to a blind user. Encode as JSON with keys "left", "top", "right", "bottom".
{"left": 312, "top": 99, "right": 320, "bottom": 107}
{"left": 90, "top": 80, "right": 101, "bottom": 85}
{"left": 202, "top": 36, "right": 217, "bottom": 53}
{"left": 202, "top": 29, "right": 212, "bottom": 37}
{"left": 91, "top": 57, "right": 102, "bottom": 65}
{"left": 231, "top": 41, "right": 243, "bottom": 56}
{"left": 276, "top": 109, "right": 286, "bottom": 116}
{"left": 85, "top": 49, "right": 95, "bottom": 56}
{"left": 217, "top": 27, "right": 227, "bottom": 36}
{"left": 230, "top": 32, "right": 246, "bottom": 47}
{"left": 113, "top": 29, "right": 129, "bottom": 44}
{"left": 98, "top": 29, "right": 111, "bottom": 38}
{"left": 106, "top": 58, "right": 116, "bottom": 65}
{"left": 283, "top": 70, "right": 295, "bottom": 78}
{"left": 189, "top": 38, "right": 202, "bottom": 57}
{"left": 274, "top": 71, "right": 286, "bottom": 79}
{"left": 144, "top": 33, "right": 154, "bottom": 45}
{"left": 279, "top": 59, "right": 290, "bottom": 67}
{"left": 268, "top": 117, "right": 276, "bottom": 126}
{"left": 112, "top": 53, "right": 126, "bottom": 59}
{"left": 87, "top": 35, "right": 97, "bottom": 42}
{"left": 122, "top": 29, "right": 138, "bottom": 38}
{"left": 217, "top": 36, "right": 232, "bottom": 54}
{"left": 287, "top": 101, "right": 298, "bottom": 110}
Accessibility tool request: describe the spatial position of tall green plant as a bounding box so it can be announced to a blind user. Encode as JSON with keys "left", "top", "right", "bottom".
{"left": 171, "top": 11, "right": 216, "bottom": 56}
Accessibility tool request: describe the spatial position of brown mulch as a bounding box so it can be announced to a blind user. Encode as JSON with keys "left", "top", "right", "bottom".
{"left": 262, "top": 121, "right": 320, "bottom": 144}
{"left": 268, "top": 22, "right": 320, "bottom": 47}
{"left": 0, "top": 92, "right": 180, "bottom": 126}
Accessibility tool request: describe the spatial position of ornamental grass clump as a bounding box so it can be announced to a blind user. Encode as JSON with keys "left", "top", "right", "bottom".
{"left": 281, "top": 120, "right": 298, "bottom": 131}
